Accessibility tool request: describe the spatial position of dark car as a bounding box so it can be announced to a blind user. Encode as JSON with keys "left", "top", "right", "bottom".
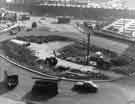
{"left": 72, "top": 81, "right": 98, "bottom": 93}
{"left": 32, "top": 79, "right": 58, "bottom": 96}
{"left": 7, "top": 75, "right": 18, "bottom": 90}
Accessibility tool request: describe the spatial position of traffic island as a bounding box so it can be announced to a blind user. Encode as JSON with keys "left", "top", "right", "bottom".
{"left": 0, "top": 35, "right": 132, "bottom": 81}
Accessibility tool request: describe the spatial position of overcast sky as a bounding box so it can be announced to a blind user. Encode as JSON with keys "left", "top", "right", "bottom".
{"left": 126, "top": 0, "right": 135, "bottom": 8}
{"left": 96, "top": 0, "right": 135, "bottom": 8}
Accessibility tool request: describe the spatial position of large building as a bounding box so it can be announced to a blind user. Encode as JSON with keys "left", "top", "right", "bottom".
{"left": 103, "top": 18, "right": 135, "bottom": 41}
{"left": 5, "top": 0, "right": 126, "bottom": 9}
{"left": 6, "top": 0, "right": 43, "bottom": 4}
{"left": 3, "top": 0, "right": 134, "bottom": 21}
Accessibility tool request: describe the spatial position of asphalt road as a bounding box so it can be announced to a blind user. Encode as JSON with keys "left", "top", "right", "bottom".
{"left": 0, "top": 56, "right": 129, "bottom": 104}
{"left": 0, "top": 30, "right": 134, "bottom": 104}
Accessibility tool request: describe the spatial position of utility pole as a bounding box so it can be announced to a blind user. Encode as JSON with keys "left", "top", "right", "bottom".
{"left": 83, "top": 22, "right": 93, "bottom": 65}
{"left": 86, "top": 31, "right": 90, "bottom": 65}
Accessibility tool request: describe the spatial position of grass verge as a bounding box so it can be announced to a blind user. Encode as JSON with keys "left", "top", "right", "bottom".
{"left": 1, "top": 35, "right": 132, "bottom": 79}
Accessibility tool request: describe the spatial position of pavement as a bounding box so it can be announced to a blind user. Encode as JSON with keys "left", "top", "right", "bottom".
{"left": 0, "top": 97, "right": 24, "bottom": 104}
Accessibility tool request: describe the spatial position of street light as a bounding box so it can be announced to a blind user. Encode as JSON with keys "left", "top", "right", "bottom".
{"left": 83, "top": 22, "right": 94, "bottom": 65}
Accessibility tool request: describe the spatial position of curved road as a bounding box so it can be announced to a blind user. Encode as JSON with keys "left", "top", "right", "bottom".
{"left": 0, "top": 53, "right": 134, "bottom": 104}
{"left": 0, "top": 30, "right": 134, "bottom": 104}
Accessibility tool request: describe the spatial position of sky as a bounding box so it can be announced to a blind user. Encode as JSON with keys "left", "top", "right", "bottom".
{"left": 92, "top": 0, "right": 135, "bottom": 9}
{"left": 96, "top": 0, "right": 135, "bottom": 8}
{"left": 126, "top": 0, "right": 135, "bottom": 8}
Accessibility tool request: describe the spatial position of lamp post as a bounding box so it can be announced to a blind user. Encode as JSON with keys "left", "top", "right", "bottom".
{"left": 86, "top": 30, "right": 90, "bottom": 65}
{"left": 83, "top": 22, "right": 94, "bottom": 65}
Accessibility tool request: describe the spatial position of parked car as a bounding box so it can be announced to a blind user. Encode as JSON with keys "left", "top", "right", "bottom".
{"left": 32, "top": 79, "right": 58, "bottom": 96}
{"left": 7, "top": 75, "right": 18, "bottom": 90}
{"left": 72, "top": 81, "right": 98, "bottom": 93}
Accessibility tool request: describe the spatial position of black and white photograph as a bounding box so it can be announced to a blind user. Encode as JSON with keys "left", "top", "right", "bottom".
{"left": 0, "top": 0, "right": 134, "bottom": 104}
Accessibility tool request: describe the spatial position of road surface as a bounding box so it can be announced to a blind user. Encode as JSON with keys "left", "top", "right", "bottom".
{"left": 0, "top": 53, "right": 134, "bottom": 104}
{"left": 0, "top": 56, "right": 130, "bottom": 104}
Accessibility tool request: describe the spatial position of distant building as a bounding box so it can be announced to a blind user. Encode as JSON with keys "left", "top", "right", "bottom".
{"left": 4, "top": 0, "right": 125, "bottom": 9}
{"left": 6, "top": 0, "right": 43, "bottom": 4}
{"left": 103, "top": 18, "right": 135, "bottom": 41}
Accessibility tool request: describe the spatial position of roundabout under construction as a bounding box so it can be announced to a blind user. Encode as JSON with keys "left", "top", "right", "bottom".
{"left": 0, "top": 7, "right": 134, "bottom": 104}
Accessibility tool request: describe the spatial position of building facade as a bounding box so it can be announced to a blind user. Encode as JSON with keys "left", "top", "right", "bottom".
{"left": 7, "top": 0, "right": 43, "bottom": 4}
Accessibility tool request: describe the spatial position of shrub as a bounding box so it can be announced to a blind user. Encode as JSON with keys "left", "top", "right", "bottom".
{"left": 16, "top": 35, "right": 73, "bottom": 43}
{"left": 110, "top": 67, "right": 130, "bottom": 75}
{"left": 110, "top": 55, "right": 133, "bottom": 66}
{"left": 1, "top": 40, "right": 38, "bottom": 68}
{"left": 54, "top": 66, "right": 69, "bottom": 72}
